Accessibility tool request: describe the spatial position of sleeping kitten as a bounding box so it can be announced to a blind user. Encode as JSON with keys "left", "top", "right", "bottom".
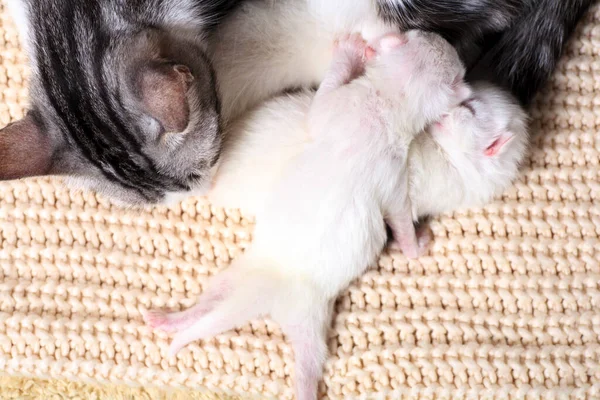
{"left": 0, "top": 0, "right": 243, "bottom": 204}
{"left": 147, "top": 29, "right": 472, "bottom": 400}
{"left": 208, "top": 0, "right": 389, "bottom": 123}
{"left": 209, "top": 89, "right": 528, "bottom": 219}
{"left": 147, "top": 32, "right": 529, "bottom": 400}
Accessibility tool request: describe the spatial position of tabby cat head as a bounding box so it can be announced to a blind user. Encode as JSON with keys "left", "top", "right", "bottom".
{"left": 0, "top": 0, "right": 229, "bottom": 205}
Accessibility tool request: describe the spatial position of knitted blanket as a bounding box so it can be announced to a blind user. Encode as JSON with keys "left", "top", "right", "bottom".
{"left": 0, "top": 1, "right": 599, "bottom": 399}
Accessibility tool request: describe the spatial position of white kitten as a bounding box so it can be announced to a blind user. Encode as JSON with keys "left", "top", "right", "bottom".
{"left": 210, "top": 83, "right": 529, "bottom": 223}
{"left": 145, "top": 31, "right": 471, "bottom": 400}
{"left": 208, "top": 0, "right": 529, "bottom": 220}
{"left": 409, "top": 82, "right": 529, "bottom": 219}
{"left": 208, "top": 92, "right": 312, "bottom": 213}
{"left": 208, "top": 0, "right": 392, "bottom": 122}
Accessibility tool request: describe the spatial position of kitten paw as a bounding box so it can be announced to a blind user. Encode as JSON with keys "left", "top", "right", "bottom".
{"left": 143, "top": 310, "right": 178, "bottom": 333}
{"left": 416, "top": 226, "right": 433, "bottom": 252}
{"left": 388, "top": 238, "right": 418, "bottom": 259}
{"left": 388, "top": 227, "right": 432, "bottom": 259}
{"left": 334, "top": 33, "right": 367, "bottom": 63}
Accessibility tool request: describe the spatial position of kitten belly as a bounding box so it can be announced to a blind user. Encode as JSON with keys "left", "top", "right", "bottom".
{"left": 252, "top": 147, "right": 391, "bottom": 294}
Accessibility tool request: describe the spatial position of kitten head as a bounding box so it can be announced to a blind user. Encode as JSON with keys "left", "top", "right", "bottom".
{"left": 365, "top": 30, "right": 471, "bottom": 130}
{"left": 0, "top": 3, "right": 223, "bottom": 206}
{"left": 429, "top": 82, "right": 529, "bottom": 204}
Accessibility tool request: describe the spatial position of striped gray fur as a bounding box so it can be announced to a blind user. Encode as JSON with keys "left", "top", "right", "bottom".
{"left": 0, "top": 0, "right": 242, "bottom": 204}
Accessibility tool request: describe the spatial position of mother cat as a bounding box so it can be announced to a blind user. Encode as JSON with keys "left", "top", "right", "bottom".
{"left": 0, "top": 0, "right": 593, "bottom": 204}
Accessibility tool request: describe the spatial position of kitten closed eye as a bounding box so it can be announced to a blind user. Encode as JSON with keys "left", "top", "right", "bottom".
{"left": 460, "top": 99, "right": 476, "bottom": 115}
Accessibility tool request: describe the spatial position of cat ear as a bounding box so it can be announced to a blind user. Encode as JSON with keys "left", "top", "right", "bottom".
{"left": 484, "top": 132, "right": 514, "bottom": 157}
{"left": 0, "top": 113, "right": 53, "bottom": 180}
{"left": 139, "top": 63, "right": 194, "bottom": 134}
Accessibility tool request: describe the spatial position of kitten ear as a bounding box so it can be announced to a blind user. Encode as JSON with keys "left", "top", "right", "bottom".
{"left": 0, "top": 113, "right": 53, "bottom": 180}
{"left": 452, "top": 76, "right": 472, "bottom": 102}
{"left": 484, "top": 132, "right": 514, "bottom": 157}
{"left": 139, "top": 63, "right": 194, "bottom": 134}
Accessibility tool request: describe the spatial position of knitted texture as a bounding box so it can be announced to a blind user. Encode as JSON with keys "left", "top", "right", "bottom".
{"left": 1, "top": 1, "right": 600, "bottom": 399}
{"left": 0, "top": 376, "right": 242, "bottom": 400}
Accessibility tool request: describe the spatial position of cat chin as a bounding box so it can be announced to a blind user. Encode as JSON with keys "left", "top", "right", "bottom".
{"left": 62, "top": 176, "right": 140, "bottom": 209}
{"left": 60, "top": 166, "right": 215, "bottom": 208}
{"left": 160, "top": 161, "right": 219, "bottom": 206}
{"left": 61, "top": 175, "right": 147, "bottom": 209}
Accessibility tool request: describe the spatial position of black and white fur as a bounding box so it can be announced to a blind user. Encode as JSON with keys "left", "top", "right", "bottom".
{"left": 376, "top": 0, "right": 595, "bottom": 105}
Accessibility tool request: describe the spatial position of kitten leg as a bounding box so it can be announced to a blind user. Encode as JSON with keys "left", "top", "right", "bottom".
{"left": 145, "top": 261, "right": 280, "bottom": 356}
{"left": 316, "top": 33, "right": 367, "bottom": 96}
{"left": 385, "top": 189, "right": 426, "bottom": 258}
{"left": 167, "top": 303, "right": 264, "bottom": 357}
{"left": 386, "top": 214, "right": 420, "bottom": 259}
{"left": 146, "top": 258, "right": 333, "bottom": 399}
{"left": 144, "top": 272, "right": 232, "bottom": 333}
{"left": 168, "top": 289, "right": 272, "bottom": 356}
{"left": 276, "top": 298, "right": 334, "bottom": 400}
{"left": 387, "top": 220, "right": 432, "bottom": 259}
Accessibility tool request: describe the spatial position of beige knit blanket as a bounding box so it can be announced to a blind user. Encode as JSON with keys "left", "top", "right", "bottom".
{"left": 0, "top": 2, "right": 599, "bottom": 399}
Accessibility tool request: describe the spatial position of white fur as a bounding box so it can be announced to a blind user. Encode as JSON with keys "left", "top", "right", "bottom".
{"left": 208, "top": 85, "right": 528, "bottom": 227}
{"left": 163, "top": 0, "right": 205, "bottom": 26}
{"left": 211, "top": 86, "right": 528, "bottom": 220}
{"left": 206, "top": 2, "right": 528, "bottom": 220}
{"left": 147, "top": 31, "right": 496, "bottom": 400}
{"left": 209, "top": 92, "right": 312, "bottom": 213}
{"left": 147, "top": 4, "right": 529, "bottom": 399}
{"left": 414, "top": 82, "right": 530, "bottom": 216}
{"left": 250, "top": 30, "right": 466, "bottom": 279}
{"left": 208, "top": 0, "right": 393, "bottom": 122}
{"left": 208, "top": 92, "right": 313, "bottom": 215}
